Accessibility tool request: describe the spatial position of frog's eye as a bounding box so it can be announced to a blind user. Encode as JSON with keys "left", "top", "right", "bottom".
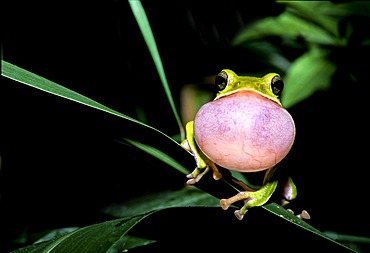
{"left": 215, "top": 71, "right": 228, "bottom": 91}
{"left": 271, "top": 75, "right": 284, "bottom": 96}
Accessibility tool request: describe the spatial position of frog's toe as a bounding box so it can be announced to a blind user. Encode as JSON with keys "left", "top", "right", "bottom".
{"left": 210, "top": 165, "right": 222, "bottom": 180}
{"left": 186, "top": 178, "right": 197, "bottom": 184}
{"left": 186, "top": 166, "right": 209, "bottom": 185}
{"left": 286, "top": 209, "right": 311, "bottom": 220}
{"left": 220, "top": 199, "right": 231, "bottom": 210}
{"left": 297, "top": 210, "right": 311, "bottom": 220}
{"left": 185, "top": 170, "right": 198, "bottom": 184}
{"left": 186, "top": 167, "right": 201, "bottom": 180}
{"left": 186, "top": 172, "right": 194, "bottom": 179}
{"left": 221, "top": 199, "right": 247, "bottom": 220}
{"left": 234, "top": 210, "right": 245, "bottom": 220}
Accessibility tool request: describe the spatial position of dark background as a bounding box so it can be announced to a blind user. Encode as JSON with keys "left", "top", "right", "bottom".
{"left": 1, "top": 1, "right": 369, "bottom": 252}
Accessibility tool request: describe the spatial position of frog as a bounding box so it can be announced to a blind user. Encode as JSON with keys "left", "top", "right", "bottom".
{"left": 181, "top": 69, "right": 297, "bottom": 220}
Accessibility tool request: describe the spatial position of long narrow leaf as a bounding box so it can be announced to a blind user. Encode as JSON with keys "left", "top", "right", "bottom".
{"left": 123, "top": 138, "right": 189, "bottom": 175}
{"left": 129, "top": 0, "right": 185, "bottom": 140}
{"left": 263, "top": 203, "right": 356, "bottom": 252}
{"left": 1, "top": 60, "right": 180, "bottom": 150}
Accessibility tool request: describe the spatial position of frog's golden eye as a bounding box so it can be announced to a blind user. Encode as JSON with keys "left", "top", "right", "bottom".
{"left": 215, "top": 71, "right": 228, "bottom": 91}
{"left": 271, "top": 75, "right": 284, "bottom": 96}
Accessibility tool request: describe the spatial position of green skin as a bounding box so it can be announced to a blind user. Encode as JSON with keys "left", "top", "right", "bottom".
{"left": 181, "top": 69, "right": 297, "bottom": 220}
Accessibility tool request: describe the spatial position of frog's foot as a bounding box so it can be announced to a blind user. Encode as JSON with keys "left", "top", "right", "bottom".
{"left": 209, "top": 161, "right": 222, "bottom": 181}
{"left": 186, "top": 166, "right": 210, "bottom": 185}
{"left": 287, "top": 209, "right": 311, "bottom": 220}
{"left": 220, "top": 191, "right": 264, "bottom": 220}
{"left": 297, "top": 210, "right": 311, "bottom": 220}
{"left": 220, "top": 180, "right": 278, "bottom": 220}
{"left": 279, "top": 177, "right": 297, "bottom": 206}
{"left": 186, "top": 161, "right": 222, "bottom": 185}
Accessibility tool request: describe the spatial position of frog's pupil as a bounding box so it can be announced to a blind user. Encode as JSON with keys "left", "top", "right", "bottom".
{"left": 271, "top": 76, "right": 284, "bottom": 96}
{"left": 216, "top": 71, "right": 228, "bottom": 90}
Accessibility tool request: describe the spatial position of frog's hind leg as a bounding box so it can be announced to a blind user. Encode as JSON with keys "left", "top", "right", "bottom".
{"left": 220, "top": 167, "right": 278, "bottom": 220}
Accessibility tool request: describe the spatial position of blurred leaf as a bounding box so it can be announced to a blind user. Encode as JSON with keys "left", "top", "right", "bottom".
{"left": 336, "top": 1, "right": 370, "bottom": 18}
{"left": 180, "top": 83, "right": 215, "bottom": 125}
{"left": 325, "top": 231, "right": 370, "bottom": 244}
{"left": 129, "top": 0, "right": 185, "bottom": 139}
{"left": 280, "top": 1, "right": 341, "bottom": 37}
{"left": 233, "top": 1, "right": 345, "bottom": 46}
{"left": 281, "top": 47, "right": 336, "bottom": 108}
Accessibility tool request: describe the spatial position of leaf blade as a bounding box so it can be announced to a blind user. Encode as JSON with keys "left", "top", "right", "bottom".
{"left": 123, "top": 138, "right": 189, "bottom": 175}
{"left": 129, "top": 0, "right": 185, "bottom": 139}
{"left": 1, "top": 60, "right": 180, "bottom": 147}
{"left": 263, "top": 203, "right": 356, "bottom": 252}
{"left": 281, "top": 47, "right": 336, "bottom": 108}
{"left": 11, "top": 214, "right": 155, "bottom": 253}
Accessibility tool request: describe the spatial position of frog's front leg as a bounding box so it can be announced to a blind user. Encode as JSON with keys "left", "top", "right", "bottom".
{"left": 220, "top": 167, "right": 278, "bottom": 220}
{"left": 181, "top": 121, "right": 222, "bottom": 184}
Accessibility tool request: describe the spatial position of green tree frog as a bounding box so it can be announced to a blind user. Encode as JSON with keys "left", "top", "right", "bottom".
{"left": 181, "top": 69, "right": 297, "bottom": 220}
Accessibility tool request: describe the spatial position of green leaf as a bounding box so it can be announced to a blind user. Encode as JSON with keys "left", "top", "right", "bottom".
{"left": 102, "top": 187, "right": 220, "bottom": 218}
{"left": 11, "top": 205, "right": 356, "bottom": 253}
{"left": 263, "top": 203, "right": 356, "bottom": 252}
{"left": 1, "top": 60, "right": 181, "bottom": 148}
{"left": 103, "top": 187, "right": 355, "bottom": 252}
{"left": 38, "top": 230, "right": 156, "bottom": 252}
{"left": 336, "top": 1, "right": 370, "bottom": 18}
{"left": 281, "top": 47, "right": 336, "bottom": 108}
{"left": 233, "top": 3, "right": 345, "bottom": 47}
{"left": 279, "top": 1, "right": 341, "bottom": 38}
{"left": 11, "top": 214, "right": 156, "bottom": 253}
{"left": 324, "top": 231, "right": 370, "bottom": 245}
{"left": 129, "top": 0, "right": 185, "bottom": 140}
{"left": 1, "top": 61, "right": 138, "bottom": 126}
{"left": 34, "top": 228, "right": 79, "bottom": 244}
{"left": 122, "top": 138, "right": 189, "bottom": 175}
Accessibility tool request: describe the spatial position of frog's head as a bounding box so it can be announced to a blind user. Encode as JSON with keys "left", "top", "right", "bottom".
{"left": 214, "top": 69, "right": 283, "bottom": 106}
